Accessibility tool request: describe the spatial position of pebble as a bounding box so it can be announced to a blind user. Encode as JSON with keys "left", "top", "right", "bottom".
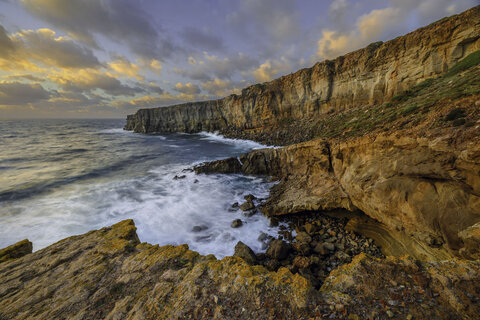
{"left": 386, "top": 310, "right": 394, "bottom": 318}
{"left": 231, "top": 219, "right": 243, "bottom": 228}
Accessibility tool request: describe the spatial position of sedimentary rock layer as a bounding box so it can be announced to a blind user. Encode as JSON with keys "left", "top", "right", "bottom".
{"left": 125, "top": 6, "right": 480, "bottom": 136}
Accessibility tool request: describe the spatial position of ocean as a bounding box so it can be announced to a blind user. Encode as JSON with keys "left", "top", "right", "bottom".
{"left": 0, "top": 119, "right": 280, "bottom": 257}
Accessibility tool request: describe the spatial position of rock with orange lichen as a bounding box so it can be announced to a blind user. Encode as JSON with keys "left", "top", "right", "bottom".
{"left": 0, "top": 220, "right": 318, "bottom": 320}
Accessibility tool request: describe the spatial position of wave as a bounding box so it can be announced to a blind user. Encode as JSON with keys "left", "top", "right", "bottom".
{"left": 197, "top": 131, "right": 273, "bottom": 150}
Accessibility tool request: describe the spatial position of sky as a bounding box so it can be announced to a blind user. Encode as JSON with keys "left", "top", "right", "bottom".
{"left": 0, "top": 0, "right": 477, "bottom": 119}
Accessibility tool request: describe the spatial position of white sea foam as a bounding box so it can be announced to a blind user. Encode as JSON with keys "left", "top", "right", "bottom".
{"left": 0, "top": 164, "right": 280, "bottom": 258}
{"left": 198, "top": 131, "right": 273, "bottom": 150}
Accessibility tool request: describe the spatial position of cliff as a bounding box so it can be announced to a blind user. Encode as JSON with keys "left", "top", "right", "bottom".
{"left": 194, "top": 56, "right": 480, "bottom": 261}
{"left": 2, "top": 220, "right": 480, "bottom": 319}
{"left": 125, "top": 6, "right": 480, "bottom": 144}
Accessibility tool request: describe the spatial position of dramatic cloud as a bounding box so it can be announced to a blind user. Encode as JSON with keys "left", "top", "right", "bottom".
{"left": 0, "top": 81, "right": 50, "bottom": 105}
{"left": 0, "top": 26, "right": 101, "bottom": 70}
{"left": 21, "top": 0, "right": 178, "bottom": 60}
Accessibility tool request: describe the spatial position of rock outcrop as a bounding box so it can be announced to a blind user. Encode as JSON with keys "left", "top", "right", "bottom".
{"left": 125, "top": 6, "right": 480, "bottom": 141}
{"left": 0, "top": 220, "right": 316, "bottom": 320}
{"left": 0, "top": 239, "right": 32, "bottom": 263}
{"left": 2, "top": 221, "right": 480, "bottom": 319}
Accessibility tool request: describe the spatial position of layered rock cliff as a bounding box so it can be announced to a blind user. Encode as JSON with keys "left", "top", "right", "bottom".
{"left": 2, "top": 220, "right": 480, "bottom": 319}
{"left": 125, "top": 6, "right": 480, "bottom": 143}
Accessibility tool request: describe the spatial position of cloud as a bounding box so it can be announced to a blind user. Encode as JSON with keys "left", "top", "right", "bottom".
{"left": 200, "top": 78, "right": 244, "bottom": 97}
{"left": 175, "top": 52, "right": 258, "bottom": 81}
{"left": 0, "top": 25, "right": 101, "bottom": 70}
{"left": 21, "top": 0, "right": 178, "bottom": 60}
{"left": 227, "top": 0, "right": 301, "bottom": 55}
{"left": 108, "top": 56, "right": 143, "bottom": 80}
{"left": 49, "top": 69, "right": 143, "bottom": 96}
{"left": 252, "top": 57, "right": 292, "bottom": 82}
{"left": 0, "top": 25, "right": 15, "bottom": 57}
{"left": 174, "top": 82, "right": 201, "bottom": 95}
{"left": 4, "top": 74, "right": 45, "bottom": 82}
{"left": 316, "top": 0, "right": 478, "bottom": 60}
{"left": 0, "top": 81, "right": 50, "bottom": 105}
{"left": 180, "top": 27, "right": 224, "bottom": 52}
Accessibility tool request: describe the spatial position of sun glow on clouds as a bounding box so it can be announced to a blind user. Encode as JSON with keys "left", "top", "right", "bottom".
{"left": 0, "top": 0, "right": 477, "bottom": 118}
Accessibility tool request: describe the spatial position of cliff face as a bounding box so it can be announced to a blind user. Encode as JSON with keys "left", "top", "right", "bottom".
{"left": 193, "top": 58, "right": 480, "bottom": 261}
{"left": 125, "top": 6, "right": 480, "bottom": 137}
{"left": 2, "top": 221, "right": 480, "bottom": 319}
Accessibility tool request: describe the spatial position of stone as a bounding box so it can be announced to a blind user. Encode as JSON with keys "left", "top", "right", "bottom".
{"left": 173, "top": 175, "right": 186, "bottom": 180}
{"left": 191, "top": 225, "right": 208, "bottom": 233}
{"left": 293, "top": 232, "right": 312, "bottom": 255}
{"left": 231, "top": 219, "right": 243, "bottom": 228}
{"left": 244, "top": 194, "right": 256, "bottom": 201}
{"left": 314, "top": 243, "right": 330, "bottom": 255}
{"left": 323, "top": 242, "right": 335, "bottom": 252}
{"left": 233, "top": 241, "right": 257, "bottom": 265}
{"left": 266, "top": 239, "right": 291, "bottom": 260}
{"left": 304, "top": 223, "right": 317, "bottom": 234}
{"left": 293, "top": 256, "right": 310, "bottom": 269}
{"left": 239, "top": 200, "right": 255, "bottom": 211}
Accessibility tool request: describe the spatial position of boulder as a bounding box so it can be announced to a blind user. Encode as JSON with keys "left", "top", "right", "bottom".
{"left": 266, "top": 239, "right": 291, "bottom": 260}
{"left": 233, "top": 241, "right": 257, "bottom": 265}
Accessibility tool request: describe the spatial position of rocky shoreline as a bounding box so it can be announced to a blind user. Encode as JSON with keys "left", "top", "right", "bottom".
{"left": 2, "top": 220, "right": 480, "bottom": 319}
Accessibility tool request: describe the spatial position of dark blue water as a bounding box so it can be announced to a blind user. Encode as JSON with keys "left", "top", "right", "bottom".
{"left": 0, "top": 119, "right": 280, "bottom": 257}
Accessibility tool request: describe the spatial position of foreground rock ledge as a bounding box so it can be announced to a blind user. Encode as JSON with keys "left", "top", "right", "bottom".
{"left": 1, "top": 220, "right": 480, "bottom": 319}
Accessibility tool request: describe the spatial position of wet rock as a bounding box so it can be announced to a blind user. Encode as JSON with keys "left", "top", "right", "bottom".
{"left": 233, "top": 241, "right": 257, "bottom": 265}
{"left": 231, "top": 219, "right": 243, "bottom": 228}
{"left": 173, "top": 175, "right": 186, "bottom": 180}
{"left": 239, "top": 200, "right": 255, "bottom": 211}
{"left": 231, "top": 202, "right": 239, "bottom": 208}
{"left": 194, "top": 157, "right": 242, "bottom": 174}
{"left": 269, "top": 217, "right": 279, "bottom": 227}
{"left": 243, "top": 209, "right": 257, "bottom": 217}
{"left": 191, "top": 225, "right": 208, "bottom": 233}
{"left": 266, "top": 239, "right": 291, "bottom": 260}
{"left": 244, "top": 194, "right": 256, "bottom": 201}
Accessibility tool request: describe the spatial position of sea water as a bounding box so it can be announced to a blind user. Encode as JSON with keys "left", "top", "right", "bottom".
{"left": 0, "top": 119, "right": 280, "bottom": 257}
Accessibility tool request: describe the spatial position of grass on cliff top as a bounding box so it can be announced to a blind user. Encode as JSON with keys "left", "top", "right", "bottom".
{"left": 308, "top": 50, "right": 480, "bottom": 140}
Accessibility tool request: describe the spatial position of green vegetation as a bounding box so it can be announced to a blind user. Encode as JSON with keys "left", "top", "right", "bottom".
{"left": 443, "top": 50, "right": 480, "bottom": 78}
{"left": 303, "top": 56, "right": 480, "bottom": 140}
